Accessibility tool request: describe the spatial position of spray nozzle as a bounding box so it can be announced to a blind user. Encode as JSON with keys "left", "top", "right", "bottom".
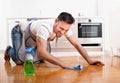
{"left": 25, "top": 47, "right": 35, "bottom": 55}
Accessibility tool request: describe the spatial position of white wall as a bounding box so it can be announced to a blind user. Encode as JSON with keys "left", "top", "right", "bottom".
{"left": 0, "top": 0, "right": 11, "bottom": 50}
{"left": 8, "top": 0, "right": 98, "bottom": 18}
{"left": 4, "top": 0, "right": 120, "bottom": 52}
{"left": 109, "top": 0, "right": 120, "bottom": 48}
{"left": 99, "top": 0, "right": 120, "bottom": 51}
{"left": 0, "top": 0, "right": 98, "bottom": 50}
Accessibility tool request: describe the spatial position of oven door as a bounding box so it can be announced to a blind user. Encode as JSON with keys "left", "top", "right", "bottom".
{"left": 78, "top": 23, "right": 102, "bottom": 38}
{"left": 78, "top": 22, "right": 102, "bottom": 46}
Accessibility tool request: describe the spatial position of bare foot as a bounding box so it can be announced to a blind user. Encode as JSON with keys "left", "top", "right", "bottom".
{"left": 4, "top": 51, "right": 10, "bottom": 61}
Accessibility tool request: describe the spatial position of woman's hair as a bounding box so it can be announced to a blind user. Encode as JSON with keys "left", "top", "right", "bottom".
{"left": 57, "top": 12, "right": 75, "bottom": 24}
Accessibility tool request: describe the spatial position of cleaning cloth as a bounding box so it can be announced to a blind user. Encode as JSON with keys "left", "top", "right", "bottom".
{"left": 66, "top": 64, "right": 83, "bottom": 70}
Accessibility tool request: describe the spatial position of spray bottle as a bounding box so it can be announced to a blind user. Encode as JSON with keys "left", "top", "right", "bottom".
{"left": 24, "top": 47, "right": 35, "bottom": 76}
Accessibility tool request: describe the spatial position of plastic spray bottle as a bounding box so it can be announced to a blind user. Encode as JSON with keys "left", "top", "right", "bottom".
{"left": 24, "top": 47, "right": 35, "bottom": 76}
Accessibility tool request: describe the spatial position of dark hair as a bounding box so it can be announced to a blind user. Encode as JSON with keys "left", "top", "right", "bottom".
{"left": 57, "top": 12, "right": 75, "bottom": 24}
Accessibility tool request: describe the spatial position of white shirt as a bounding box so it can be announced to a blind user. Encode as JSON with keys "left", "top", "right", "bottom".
{"left": 30, "top": 19, "right": 73, "bottom": 41}
{"left": 18, "top": 19, "right": 73, "bottom": 62}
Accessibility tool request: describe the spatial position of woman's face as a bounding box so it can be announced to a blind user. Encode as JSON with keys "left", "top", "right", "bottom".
{"left": 53, "top": 19, "right": 72, "bottom": 37}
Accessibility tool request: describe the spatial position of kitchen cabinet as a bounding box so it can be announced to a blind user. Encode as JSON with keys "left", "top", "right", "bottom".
{"left": 7, "top": 18, "right": 103, "bottom": 55}
{"left": 51, "top": 18, "right": 104, "bottom": 53}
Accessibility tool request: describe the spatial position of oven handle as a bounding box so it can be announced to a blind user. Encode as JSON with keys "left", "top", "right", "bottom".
{"left": 80, "top": 23, "right": 102, "bottom": 25}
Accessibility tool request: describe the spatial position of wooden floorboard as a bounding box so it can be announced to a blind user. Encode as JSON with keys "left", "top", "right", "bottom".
{"left": 0, "top": 53, "right": 120, "bottom": 83}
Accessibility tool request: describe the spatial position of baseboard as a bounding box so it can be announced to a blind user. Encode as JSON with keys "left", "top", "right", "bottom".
{"left": 52, "top": 51, "right": 104, "bottom": 57}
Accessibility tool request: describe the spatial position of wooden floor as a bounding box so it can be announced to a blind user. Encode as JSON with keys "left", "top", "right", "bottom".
{"left": 1, "top": 53, "right": 120, "bottom": 83}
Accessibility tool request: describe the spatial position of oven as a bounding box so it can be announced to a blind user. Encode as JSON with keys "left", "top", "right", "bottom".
{"left": 78, "top": 22, "right": 102, "bottom": 46}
